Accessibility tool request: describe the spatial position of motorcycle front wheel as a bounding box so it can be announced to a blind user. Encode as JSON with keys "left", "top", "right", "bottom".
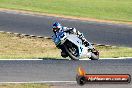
{"left": 64, "top": 41, "right": 79, "bottom": 60}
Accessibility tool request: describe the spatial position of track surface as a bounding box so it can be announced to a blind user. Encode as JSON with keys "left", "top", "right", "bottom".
{"left": 0, "top": 59, "right": 132, "bottom": 88}
{"left": 0, "top": 11, "right": 132, "bottom": 47}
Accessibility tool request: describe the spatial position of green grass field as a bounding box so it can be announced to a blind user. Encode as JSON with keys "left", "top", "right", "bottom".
{"left": 0, "top": 0, "right": 132, "bottom": 22}
{"left": 0, "top": 32, "right": 132, "bottom": 59}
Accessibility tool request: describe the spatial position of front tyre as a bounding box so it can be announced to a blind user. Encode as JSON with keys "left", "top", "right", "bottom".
{"left": 64, "top": 41, "right": 79, "bottom": 60}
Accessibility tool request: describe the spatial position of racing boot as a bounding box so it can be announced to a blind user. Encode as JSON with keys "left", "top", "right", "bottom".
{"left": 61, "top": 51, "right": 68, "bottom": 58}
{"left": 82, "top": 37, "right": 89, "bottom": 47}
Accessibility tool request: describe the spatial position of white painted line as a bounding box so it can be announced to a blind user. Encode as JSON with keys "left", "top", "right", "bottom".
{"left": 0, "top": 59, "right": 43, "bottom": 61}
{"left": 30, "top": 35, "right": 36, "bottom": 37}
{"left": 79, "top": 59, "right": 90, "bottom": 60}
{"left": 14, "top": 33, "right": 20, "bottom": 35}
{"left": 0, "top": 81, "right": 76, "bottom": 84}
{"left": 0, "top": 31, "right": 5, "bottom": 33}
{"left": 118, "top": 57, "right": 132, "bottom": 59}
{"left": 105, "top": 45, "right": 111, "bottom": 47}
{"left": 0, "top": 57, "right": 131, "bottom": 61}
{"left": 44, "top": 37, "right": 52, "bottom": 39}
{"left": 79, "top": 57, "right": 132, "bottom": 60}
{"left": 37, "top": 36, "right": 44, "bottom": 38}
{"left": 6, "top": 32, "right": 12, "bottom": 34}
{"left": 100, "top": 57, "right": 132, "bottom": 59}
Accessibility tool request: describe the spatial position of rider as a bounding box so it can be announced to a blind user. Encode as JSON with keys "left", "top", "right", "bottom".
{"left": 52, "top": 22, "right": 89, "bottom": 47}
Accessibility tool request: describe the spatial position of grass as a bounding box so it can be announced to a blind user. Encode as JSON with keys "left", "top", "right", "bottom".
{"left": 0, "top": 84, "right": 50, "bottom": 88}
{"left": 96, "top": 46, "right": 132, "bottom": 58}
{"left": 0, "top": 32, "right": 132, "bottom": 59}
{"left": 0, "top": 32, "right": 60, "bottom": 59}
{"left": 0, "top": 0, "right": 132, "bottom": 22}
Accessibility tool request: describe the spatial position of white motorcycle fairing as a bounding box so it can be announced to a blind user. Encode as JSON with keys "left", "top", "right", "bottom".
{"left": 66, "top": 34, "right": 92, "bottom": 58}
{"left": 52, "top": 30, "right": 99, "bottom": 60}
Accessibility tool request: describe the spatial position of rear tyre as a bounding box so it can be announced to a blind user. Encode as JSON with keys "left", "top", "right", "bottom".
{"left": 90, "top": 53, "right": 99, "bottom": 60}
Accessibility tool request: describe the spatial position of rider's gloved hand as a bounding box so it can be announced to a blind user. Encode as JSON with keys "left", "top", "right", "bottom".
{"left": 65, "top": 28, "right": 76, "bottom": 34}
{"left": 68, "top": 28, "right": 77, "bottom": 34}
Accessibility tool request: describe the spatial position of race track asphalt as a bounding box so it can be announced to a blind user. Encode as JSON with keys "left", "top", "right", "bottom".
{"left": 0, "top": 11, "right": 132, "bottom": 47}
{"left": 0, "top": 59, "right": 132, "bottom": 88}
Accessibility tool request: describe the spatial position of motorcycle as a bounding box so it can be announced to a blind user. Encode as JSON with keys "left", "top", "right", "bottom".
{"left": 52, "top": 30, "right": 99, "bottom": 60}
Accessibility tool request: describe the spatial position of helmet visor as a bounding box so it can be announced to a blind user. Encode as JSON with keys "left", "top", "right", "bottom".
{"left": 53, "top": 28, "right": 60, "bottom": 32}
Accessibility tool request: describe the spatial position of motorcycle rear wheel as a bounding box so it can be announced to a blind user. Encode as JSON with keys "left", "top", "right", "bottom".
{"left": 90, "top": 53, "right": 99, "bottom": 60}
